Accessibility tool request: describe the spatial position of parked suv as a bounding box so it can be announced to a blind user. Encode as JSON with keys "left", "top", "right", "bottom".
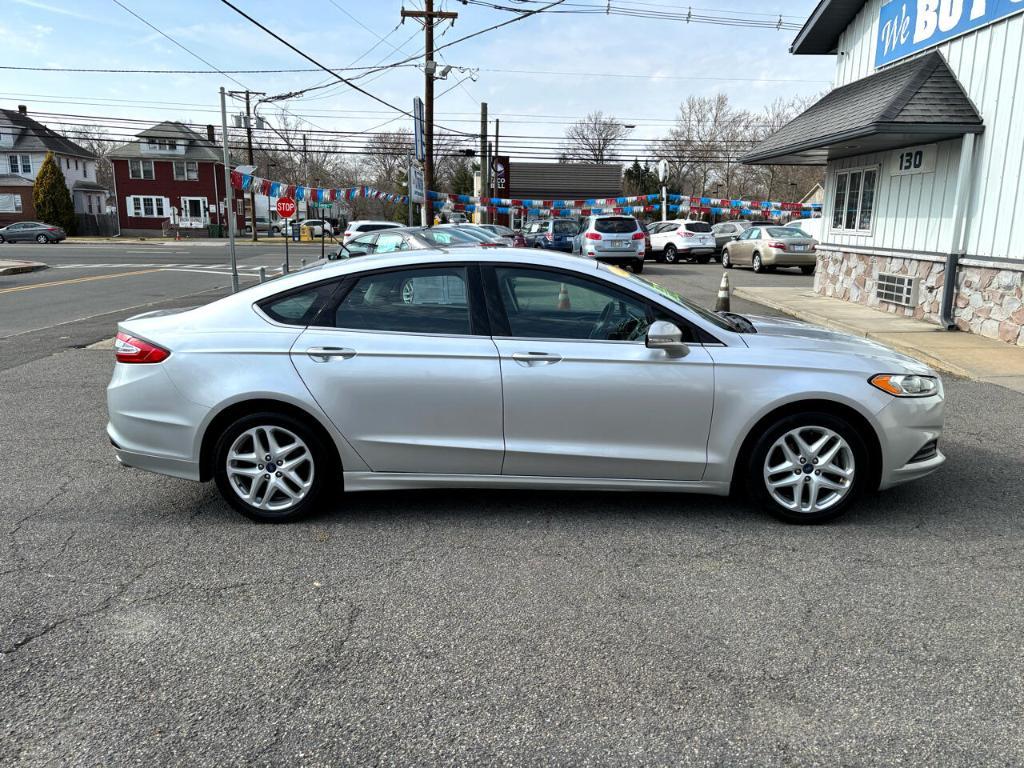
{"left": 648, "top": 220, "right": 716, "bottom": 264}
{"left": 572, "top": 214, "right": 645, "bottom": 272}
{"left": 522, "top": 218, "right": 578, "bottom": 252}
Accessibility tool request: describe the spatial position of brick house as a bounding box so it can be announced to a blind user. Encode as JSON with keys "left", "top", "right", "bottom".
{"left": 109, "top": 122, "right": 243, "bottom": 237}
{"left": 0, "top": 105, "right": 107, "bottom": 226}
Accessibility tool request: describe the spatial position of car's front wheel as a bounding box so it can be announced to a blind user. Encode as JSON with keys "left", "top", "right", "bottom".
{"left": 747, "top": 412, "right": 868, "bottom": 524}
{"left": 213, "top": 412, "right": 330, "bottom": 522}
{"left": 0, "top": 234, "right": 5, "bottom": 243}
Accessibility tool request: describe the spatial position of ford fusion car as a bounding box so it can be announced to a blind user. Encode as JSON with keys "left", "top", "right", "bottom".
{"left": 107, "top": 249, "right": 945, "bottom": 524}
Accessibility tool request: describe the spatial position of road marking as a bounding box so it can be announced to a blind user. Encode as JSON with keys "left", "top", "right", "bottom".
{"left": 0, "top": 268, "right": 164, "bottom": 295}
{"left": 52, "top": 262, "right": 270, "bottom": 271}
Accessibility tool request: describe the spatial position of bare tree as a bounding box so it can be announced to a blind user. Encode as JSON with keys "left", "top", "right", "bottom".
{"left": 57, "top": 124, "right": 115, "bottom": 198}
{"left": 562, "top": 111, "right": 633, "bottom": 163}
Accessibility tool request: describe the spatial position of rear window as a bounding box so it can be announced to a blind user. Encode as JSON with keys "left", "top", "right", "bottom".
{"left": 683, "top": 221, "right": 712, "bottom": 233}
{"left": 552, "top": 220, "right": 577, "bottom": 235}
{"left": 766, "top": 226, "right": 802, "bottom": 237}
{"left": 594, "top": 217, "right": 638, "bottom": 234}
{"left": 358, "top": 223, "right": 399, "bottom": 233}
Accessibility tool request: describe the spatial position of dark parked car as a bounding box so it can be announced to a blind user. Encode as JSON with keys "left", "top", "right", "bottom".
{"left": 0, "top": 221, "right": 67, "bottom": 243}
{"left": 522, "top": 218, "right": 578, "bottom": 252}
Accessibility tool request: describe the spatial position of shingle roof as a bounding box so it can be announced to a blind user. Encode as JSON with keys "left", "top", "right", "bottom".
{"left": 741, "top": 53, "right": 983, "bottom": 165}
{"left": 509, "top": 163, "right": 623, "bottom": 198}
{"left": 0, "top": 174, "right": 34, "bottom": 188}
{"left": 108, "top": 121, "right": 222, "bottom": 162}
{"left": 0, "top": 109, "right": 96, "bottom": 158}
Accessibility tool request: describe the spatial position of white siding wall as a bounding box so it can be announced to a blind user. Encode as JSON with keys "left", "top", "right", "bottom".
{"left": 829, "top": 0, "right": 1024, "bottom": 261}
{"left": 823, "top": 138, "right": 963, "bottom": 254}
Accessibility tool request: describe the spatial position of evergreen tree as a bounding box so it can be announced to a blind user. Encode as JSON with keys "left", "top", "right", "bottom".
{"left": 33, "top": 152, "right": 76, "bottom": 233}
{"left": 449, "top": 160, "right": 475, "bottom": 195}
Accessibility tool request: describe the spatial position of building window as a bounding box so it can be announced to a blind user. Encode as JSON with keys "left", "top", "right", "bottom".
{"left": 128, "top": 195, "right": 166, "bottom": 218}
{"left": 146, "top": 139, "right": 177, "bottom": 151}
{"left": 830, "top": 167, "right": 878, "bottom": 233}
{"left": 129, "top": 159, "right": 155, "bottom": 180}
{"left": 82, "top": 161, "right": 88, "bottom": 178}
{"left": 173, "top": 160, "right": 199, "bottom": 181}
{"left": 8, "top": 154, "right": 31, "bottom": 174}
{"left": 0, "top": 193, "right": 22, "bottom": 213}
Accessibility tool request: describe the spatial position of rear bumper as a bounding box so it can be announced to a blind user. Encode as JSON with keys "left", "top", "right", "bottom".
{"left": 590, "top": 253, "right": 644, "bottom": 266}
{"left": 110, "top": 437, "right": 201, "bottom": 481}
{"left": 763, "top": 250, "right": 816, "bottom": 266}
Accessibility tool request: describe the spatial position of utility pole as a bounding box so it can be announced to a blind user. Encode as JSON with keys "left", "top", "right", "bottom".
{"left": 228, "top": 90, "right": 265, "bottom": 241}
{"left": 402, "top": 0, "right": 457, "bottom": 212}
{"left": 479, "top": 102, "right": 487, "bottom": 223}
{"left": 219, "top": 87, "right": 239, "bottom": 293}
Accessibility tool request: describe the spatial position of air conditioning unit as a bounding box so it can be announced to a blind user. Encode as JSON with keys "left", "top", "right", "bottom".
{"left": 875, "top": 273, "right": 919, "bottom": 307}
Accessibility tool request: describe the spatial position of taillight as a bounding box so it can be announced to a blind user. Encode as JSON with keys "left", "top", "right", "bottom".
{"left": 585, "top": 232, "right": 602, "bottom": 240}
{"left": 343, "top": 231, "right": 352, "bottom": 238}
{"left": 544, "top": 232, "right": 554, "bottom": 241}
{"left": 631, "top": 231, "right": 644, "bottom": 240}
{"left": 678, "top": 229, "right": 694, "bottom": 237}
{"left": 768, "top": 241, "right": 787, "bottom": 251}
{"left": 114, "top": 331, "right": 170, "bottom": 364}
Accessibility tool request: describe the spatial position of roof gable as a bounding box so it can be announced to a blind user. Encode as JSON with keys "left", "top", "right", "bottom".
{"left": 0, "top": 108, "right": 96, "bottom": 158}
{"left": 108, "top": 121, "right": 222, "bottom": 162}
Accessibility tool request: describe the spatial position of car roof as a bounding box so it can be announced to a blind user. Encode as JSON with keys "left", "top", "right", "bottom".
{"left": 349, "top": 220, "right": 401, "bottom": 226}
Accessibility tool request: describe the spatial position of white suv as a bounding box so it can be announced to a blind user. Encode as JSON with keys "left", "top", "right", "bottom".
{"left": 572, "top": 215, "right": 646, "bottom": 273}
{"left": 343, "top": 220, "right": 403, "bottom": 243}
{"left": 648, "top": 220, "right": 717, "bottom": 264}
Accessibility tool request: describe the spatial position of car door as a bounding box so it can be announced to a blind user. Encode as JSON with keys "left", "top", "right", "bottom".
{"left": 647, "top": 222, "right": 668, "bottom": 252}
{"left": 733, "top": 228, "right": 756, "bottom": 264}
{"left": 484, "top": 265, "right": 715, "bottom": 481}
{"left": 290, "top": 264, "right": 504, "bottom": 475}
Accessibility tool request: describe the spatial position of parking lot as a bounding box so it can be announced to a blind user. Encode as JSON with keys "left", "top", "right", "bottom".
{"left": 2, "top": 248, "right": 1023, "bottom": 765}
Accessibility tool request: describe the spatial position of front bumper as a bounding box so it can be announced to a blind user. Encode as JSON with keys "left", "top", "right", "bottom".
{"left": 875, "top": 390, "right": 946, "bottom": 490}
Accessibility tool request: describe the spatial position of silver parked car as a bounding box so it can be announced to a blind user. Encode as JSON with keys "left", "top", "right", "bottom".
{"left": 572, "top": 214, "right": 646, "bottom": 272}
{"left": 711, "top": 220, "right": 751, "bottom": 252}
{"left": 721, "top": 225, "right": 818, "bottom": 274}
{"left": 0, "top": 220, "right": 67, "bottom": 243}
{"left": 107, "top": 249, "right": 945, "bottom": 524}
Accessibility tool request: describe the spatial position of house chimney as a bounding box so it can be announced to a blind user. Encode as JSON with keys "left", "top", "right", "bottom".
{"left": 18, "top": 105, "right": 27, "bottom": 115}
{"left": 206, "top": 124, "right": 215, "bottom": 143}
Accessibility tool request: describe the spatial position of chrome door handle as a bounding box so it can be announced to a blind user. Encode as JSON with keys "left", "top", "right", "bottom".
{"left": 306, "top": 346, "right": 356, "bottom": 362}
{"left": 511, "top": 351, "right": 562, "bottom": 366}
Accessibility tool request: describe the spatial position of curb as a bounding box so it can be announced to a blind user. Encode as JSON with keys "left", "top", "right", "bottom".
{"left": 733, "top": 286, "right": 976, "bottom": 379}
{"left": 0, "top": 261, "right": 48, "bottom": 276}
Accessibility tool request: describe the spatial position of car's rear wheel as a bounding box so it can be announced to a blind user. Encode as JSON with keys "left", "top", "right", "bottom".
{"left": 801, "top": 265, "right": 816, "bottom": 275}
{"left": 631, "top": 259, "right": 644, "bottom": 274}
{"left": 747, "top": 412, "right": 867, "bottom": 524}
{"left": 36, "top": 234, "right": 48, "bottom": 244}
{"left": 663, "top": 244, "right": 678, "bottom": 264}
{"left": 213, "top": 412, "right": 330, "bottom": 522}
{"left": 695, "top": 254, "right": 711, "bottom": 265}
{"left": 752, "top": 253, "right": 764, "bottom": 273}
{"left": 722, "top": 250, "right": 733, "bottom": 269}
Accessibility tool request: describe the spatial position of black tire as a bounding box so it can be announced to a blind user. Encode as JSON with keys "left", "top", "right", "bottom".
{"left": 695, "top": 254, "right": 711, "bottom": 265}
{"left": 0, "top": 234, "right": 5, "bottom": 243}
{"left": 663, "top": 244, "right": 678, "bottom": 264}
{"left": 801, "top": 265, "right": 816, "bottom": 276}
{"left": 213, "top": 411, "right": 333, "bottom": 523}
{"left": 721, "top": 250, "right": 733, "bottom": 269}
{"left": 746, "top": 411, "right": 868, "bottom": 524}
{"left": 631, "top": 259, "right": 644, "bottom": 274}
{"left": 36, "top": 234, "right": 48, "bottom": 244}
{"left": 752, "top": 253, "right": 764, "bottom": 273}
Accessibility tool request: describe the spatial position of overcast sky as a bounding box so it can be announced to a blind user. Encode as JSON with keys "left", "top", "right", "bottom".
{"left": 4, "top": 0, "right": 835, "bottom": 161}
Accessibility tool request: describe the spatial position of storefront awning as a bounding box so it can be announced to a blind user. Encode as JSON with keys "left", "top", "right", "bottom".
{"left": 741, "top": 53, "right": 983, "bottom": 166}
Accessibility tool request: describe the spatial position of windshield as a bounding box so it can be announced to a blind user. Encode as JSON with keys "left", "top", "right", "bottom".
{"left": 418, "top": 228, "right": 478, "bottom": 246}
{"left": 599, "top": 264, "right": 748, "bottom": 333}
{"left": 594, "top": 217, "right": 638, "bottom": 234}
{"left": 553, "top": 220, "right": 577, "bottom": 235}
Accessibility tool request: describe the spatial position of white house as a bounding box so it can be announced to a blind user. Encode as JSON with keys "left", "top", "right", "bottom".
{"left": 743, "top": 0, "right": 1024, "bottom": 346}
{"left": 0, "top": 105, "right": 107, "bottom": 224}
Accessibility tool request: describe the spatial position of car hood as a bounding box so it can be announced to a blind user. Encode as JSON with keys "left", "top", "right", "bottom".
{"left": 742, "top": 314, "right": 934, "bottom": 374}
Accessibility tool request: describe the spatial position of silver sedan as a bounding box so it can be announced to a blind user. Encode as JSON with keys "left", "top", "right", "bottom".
{"left": 107, "top": 249, "right": 945, "bottom": 524}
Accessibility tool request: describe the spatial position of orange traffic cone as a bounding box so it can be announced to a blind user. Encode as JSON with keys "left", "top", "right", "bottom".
{"left": 557, "top": 283, "right": 571, "bottom": 310}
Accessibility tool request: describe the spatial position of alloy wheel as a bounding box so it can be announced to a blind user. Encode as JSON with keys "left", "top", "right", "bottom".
{"left": 722, "top": 251, "right": 731, "bottom": 268}
{"left": 225, "top": 425, "right": 314, "bottom": 512}
{"left": 36, "top": 234, "right": 48, "bottom": 244}
{"left": 753, "top": 254, "right": 763, "bottom": 272}
{"left": 664, "top": 246, "right": 677, "bottom": 263}
{"left": 763, "top": 426, "right": 855, "bottom": 514}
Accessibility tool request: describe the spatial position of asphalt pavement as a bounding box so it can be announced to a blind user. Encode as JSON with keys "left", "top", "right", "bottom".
{"left": 2, "top": 244, "right": 1022, "bottom": 765}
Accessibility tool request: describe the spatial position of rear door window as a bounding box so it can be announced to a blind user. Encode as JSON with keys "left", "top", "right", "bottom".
{"left": 333, "top": 267, "right": 472, "bottom": 335}
{"left": 684, "top": 221, "right": 712, "bottom": 233}
{"left": 594, "top": 217, "right": 638, "bottom": 234}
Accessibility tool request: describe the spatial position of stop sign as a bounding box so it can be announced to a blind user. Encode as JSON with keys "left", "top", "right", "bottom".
{"left": 276, "top": 197, "right": 296, "bottom": 218}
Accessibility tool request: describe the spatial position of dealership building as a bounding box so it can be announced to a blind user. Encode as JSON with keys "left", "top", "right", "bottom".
{"left": 744, "top": 0, "right": 1024, "bottom": 346}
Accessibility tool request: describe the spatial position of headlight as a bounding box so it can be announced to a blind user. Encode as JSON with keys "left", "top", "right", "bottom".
{"left": 869, "top": 373, "right": 939, "bottom": 397}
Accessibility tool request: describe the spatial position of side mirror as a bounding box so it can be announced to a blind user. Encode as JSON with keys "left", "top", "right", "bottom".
{"left": 646, "top": 320, "right": 689, "bottom": 358}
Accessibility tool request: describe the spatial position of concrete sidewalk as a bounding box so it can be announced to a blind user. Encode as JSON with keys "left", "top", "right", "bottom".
{"left": 735, "top": 286, "right": 1024, "bottom": 394}
{"left": 0, "top": 259, "right": 47, "bottom": 276}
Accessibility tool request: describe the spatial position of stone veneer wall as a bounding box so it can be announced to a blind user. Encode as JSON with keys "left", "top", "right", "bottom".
{"left": 815, "top": 250, "right": 1024, "bottom": 346}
